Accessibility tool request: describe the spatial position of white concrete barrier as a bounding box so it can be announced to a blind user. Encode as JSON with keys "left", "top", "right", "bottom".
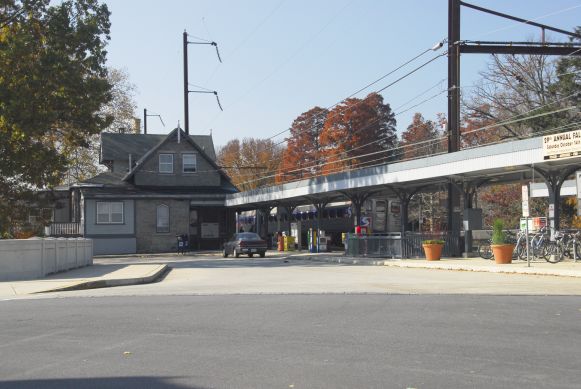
{"left": 0, "top": 238, "right": 93, "bottom": 281}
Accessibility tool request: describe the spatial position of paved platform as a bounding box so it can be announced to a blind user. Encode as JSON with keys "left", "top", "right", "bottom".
{"left": 3, "top": 251, "right": 580, "bottom": 299}
{"left": 0, "top": 263, "right": 167, "bottom": 298}
{"left": 301, "top": 253, "right": 581, "bottom": 278}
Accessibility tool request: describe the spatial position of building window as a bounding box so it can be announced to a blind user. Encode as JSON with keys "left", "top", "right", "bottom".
{"left": 183, "top": 154, "right": 197, "bottom": 173}
{"left": 96, "top": 202, "right": 124, "bottom": 224}
{"left": 159, "top": 154, "right": 173, "bottom": 173}
{"left": 156, "top": 204, "right": 170, "bottom": 233}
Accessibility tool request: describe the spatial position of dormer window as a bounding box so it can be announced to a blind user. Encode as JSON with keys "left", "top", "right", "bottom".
{"left": 159, "top": 154, "right": 173, "bottom": 173}
{"left": 183, "top": 154, "right": 197, "bottom": 173}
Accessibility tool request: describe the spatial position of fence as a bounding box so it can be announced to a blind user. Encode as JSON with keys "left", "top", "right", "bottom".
{"left": 0, "top": 238, "right": 93, "bottom": 281}
{"left": 402, "top": 232, "right": 461, "bottom": 258}
{"left": 345, "top": 232, "right": 462, "bottom": 259}
{"left": 345, "top": 233, "right": 404, "bottom": 258}
{"left": 49, "top": 223, "right": 82, "bottom": 237}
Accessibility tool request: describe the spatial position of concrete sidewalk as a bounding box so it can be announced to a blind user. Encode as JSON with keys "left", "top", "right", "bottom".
{"left": 0, "top": 263, "right": 167, "bottom": 298}
{"left": 302, "top": 253, "right": 581, "bottom": 278}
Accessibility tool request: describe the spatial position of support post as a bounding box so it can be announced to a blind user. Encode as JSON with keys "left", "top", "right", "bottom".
{"left": 462, "top": 185, "right": 475, "bottom": 258}
{"left": 447, "top": 182, "right": 462, "bottom": 256}
{"left": 448, "top": 0, "right": 460, "bottom": 153}
{"left": 312, "top": 202, "right": 327, "bottom": 253}
{"left": 143, "top": 108, "right": 147, "bottom": 134}
{"left": 183, "top": 30, "right": 189, "bottom": 135}
{"left": 534, "top": 167, "right": 578, "bottom": 234}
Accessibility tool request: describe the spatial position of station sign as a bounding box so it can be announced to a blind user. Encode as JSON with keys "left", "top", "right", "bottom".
{"left": 543, "top": 129, "right": 581, "bottom": 160}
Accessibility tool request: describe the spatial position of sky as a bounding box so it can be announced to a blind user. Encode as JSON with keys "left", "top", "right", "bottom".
{"left": 103, "top": 0, "right": 581, "bottom": 149}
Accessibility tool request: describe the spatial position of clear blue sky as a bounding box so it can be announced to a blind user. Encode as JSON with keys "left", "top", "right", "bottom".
{"left": 104, "top": 0, "right": 581, "bottom": 149}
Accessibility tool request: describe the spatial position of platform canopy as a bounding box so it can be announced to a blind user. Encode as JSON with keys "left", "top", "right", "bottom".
{"left": 225, "top": 136, "right": 581, "bottom": 210}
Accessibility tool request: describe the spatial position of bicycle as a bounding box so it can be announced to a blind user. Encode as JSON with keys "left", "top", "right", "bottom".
{"left": 478, "top": 229, "right": 517, "bottom": 260}
{"left": 562, "top": 230, "right": 581, "bottom": 262}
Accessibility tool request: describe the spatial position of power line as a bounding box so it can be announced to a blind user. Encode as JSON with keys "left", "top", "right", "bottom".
{"left": 261, "top": 50, "right": 448, "bottom": 154}
{"left": 222, "top": 88, "right": 579, "bottom": 185}
{"left": 263, "top": 44, "right": 446, "bottom": 143}
{"left": 242, "top": 118, "right": 581, "bottom": 187}
{"left": 234, "top": 99, "right": 579, "bottom": 187}
{"left": 470, "top": 3, "right": 581, "bottom": 40}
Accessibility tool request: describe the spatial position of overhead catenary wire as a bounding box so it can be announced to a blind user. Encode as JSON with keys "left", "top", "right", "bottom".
{"left": 469, "top": 3, "right": 581, "bottom": 40}
{"left": 263, "top": 43, "right": 447, "bottom": 143}
{"left": 204, "top": 0, "right": 356, "bottom": 119}
{"left": 239, "top": 118, "right": 581, "bottom": 187}
{"left": 221, "top": 84, "right": 579, "bottom": 186}
{"left": 177, "top": 114, "right": 581, "bottom": 183}
{"left": 255, "top": 49, "right": 449, "bottom": 158}
{"left": 222, "top": 19, "right": 580, "bottom": 184}
{"left": 227, "top": 83, "right": 580, "bottom": 184}
{"left": 233, "top": 100, "right": 580, "bottom": 187}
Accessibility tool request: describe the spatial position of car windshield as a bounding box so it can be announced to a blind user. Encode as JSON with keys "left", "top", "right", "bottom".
{"left": 237, "top": 233, "right": 261, "bottom": 240}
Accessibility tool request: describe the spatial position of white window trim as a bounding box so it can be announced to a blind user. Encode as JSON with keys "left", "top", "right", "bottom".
{"left": 156, "top": 204, "right": 170, "bottom": 233}
{"left": 182, "top": 153, "right": 197, "bottom": 173}
{"left": 159, "top": 153, "right": 174, "bottom": 174}
{"left": 96, "top": 201, "right": 124, "bottom": 225}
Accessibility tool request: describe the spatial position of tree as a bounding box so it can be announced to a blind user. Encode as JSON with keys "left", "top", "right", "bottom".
{"left": 399, "top": 113, "right": 444, "bottom": 160}
{"left": 463, "top": 47, "right": 580, "bottom": 142}
{"left": 64, "top": 67, "right": 139, "bottom": 183}
{"left": 0, "top": 0, "right": 112, "bottom": 234}
{"left": 276, "top": 107, "right": 328, "bottom": 183}
{"left": 217, "top": 138, "right": 283, "bottom": 191}
{"left": 460, "top": 105, "right": 503, "bottom": 148}
{"left": 319, "top": 92, "right": 397, "bottom": 174}
{"left": 551, "top": 27, "right": 581, "bottom": 115}
{"left": 479, "top": 184, "right": 522, "bottom": 228}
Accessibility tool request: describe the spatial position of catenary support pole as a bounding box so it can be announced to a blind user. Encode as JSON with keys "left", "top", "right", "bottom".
{"left": 183, "top": 30, "right": 189, "bottom": 135}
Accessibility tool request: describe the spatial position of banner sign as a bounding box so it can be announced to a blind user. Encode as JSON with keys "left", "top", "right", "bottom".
{"left": 543, "top": 130, "right": 581, "bottom": 160}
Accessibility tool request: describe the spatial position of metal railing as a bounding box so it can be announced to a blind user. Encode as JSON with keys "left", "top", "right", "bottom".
{"left": 345, "top": 233, "right": 403, "bottom": 258}
{"left": 49, "top": 223, "right": 82, "bottom": 237}
{"left": 402, "top": 232, "right": 461, "bottom": 258}
{"left": 345, "top": 231, "right": 462, "bottom": 259}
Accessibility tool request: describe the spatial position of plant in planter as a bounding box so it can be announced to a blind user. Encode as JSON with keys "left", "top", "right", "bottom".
{"left": 491, "top": 219, "right": 515, "bottom": 264}
{"left": 422, "top": 239, "right": 445, "bottom": 261}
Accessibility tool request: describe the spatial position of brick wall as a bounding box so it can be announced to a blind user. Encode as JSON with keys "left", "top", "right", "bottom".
{"left": 135, "top": 199, "right": 190, "bottom": 253}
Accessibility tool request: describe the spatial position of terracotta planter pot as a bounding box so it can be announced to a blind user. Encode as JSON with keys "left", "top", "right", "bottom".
{"left": 422, "top": 244, "right": 443, "bottom": 261}
{"left": 491, "top": 244, "right": 515, "bottom": 264}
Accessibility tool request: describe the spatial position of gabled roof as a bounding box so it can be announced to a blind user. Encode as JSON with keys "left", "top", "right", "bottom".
{"left": 100, "top": 132, "right": 216, "bottom": 162}
{"left": 121, "top": 127, "right": 237, "bottom": 190}
{"left": 83, "top": 171, "right": 131, "bottom": 187}
{"left": 79, "top": 167, "right": 238, "bottom": 197}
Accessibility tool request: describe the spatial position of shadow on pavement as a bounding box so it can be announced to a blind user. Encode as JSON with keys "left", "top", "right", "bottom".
{"left": 96, "top": 252, "right": 350, "bottom": 269}
{"left": 43, "top": 264, "right": 128, "bottom": 280}
{"left": 0, "top": 376, "right": 201, "bottom": 389}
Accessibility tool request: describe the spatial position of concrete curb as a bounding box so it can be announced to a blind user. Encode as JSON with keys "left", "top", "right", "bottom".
{"left": 34, "top": 264, "right": 169, "bottom": 294}
{"left": 301, "top": 255, "right": 581, "bottom": 278}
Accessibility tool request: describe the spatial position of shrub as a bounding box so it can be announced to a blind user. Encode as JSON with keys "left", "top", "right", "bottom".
{"left": 423, "top": 239, "right": 445, "bottom": 245}
{"left": 491, "top": 219, "right": 507, "bottom": 245}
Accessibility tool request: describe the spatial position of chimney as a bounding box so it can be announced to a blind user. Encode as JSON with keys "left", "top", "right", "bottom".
{"left": 134, "top": 118, "right": 142, "bottom": 134}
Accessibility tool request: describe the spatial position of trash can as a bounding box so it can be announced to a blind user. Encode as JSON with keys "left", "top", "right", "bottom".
{"left": 278, "top": 235, "right": 284, "bottom": 251}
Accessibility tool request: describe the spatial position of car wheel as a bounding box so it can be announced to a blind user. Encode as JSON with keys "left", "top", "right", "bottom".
{"left": 222, "top": 248, "right": 229, "bottom": 258}
{"left": 260, "top": 251, "right": 266, "bottom": 258}
{"left": 248, "top": 253, "right": 254, "bottom": 258}
{"left": 234, "top": 249, "right": 240, "bottom": 258}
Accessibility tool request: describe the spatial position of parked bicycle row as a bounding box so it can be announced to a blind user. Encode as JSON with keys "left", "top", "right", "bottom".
{"left": 478, "top": 227, "right": 581, "bottom": 263}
